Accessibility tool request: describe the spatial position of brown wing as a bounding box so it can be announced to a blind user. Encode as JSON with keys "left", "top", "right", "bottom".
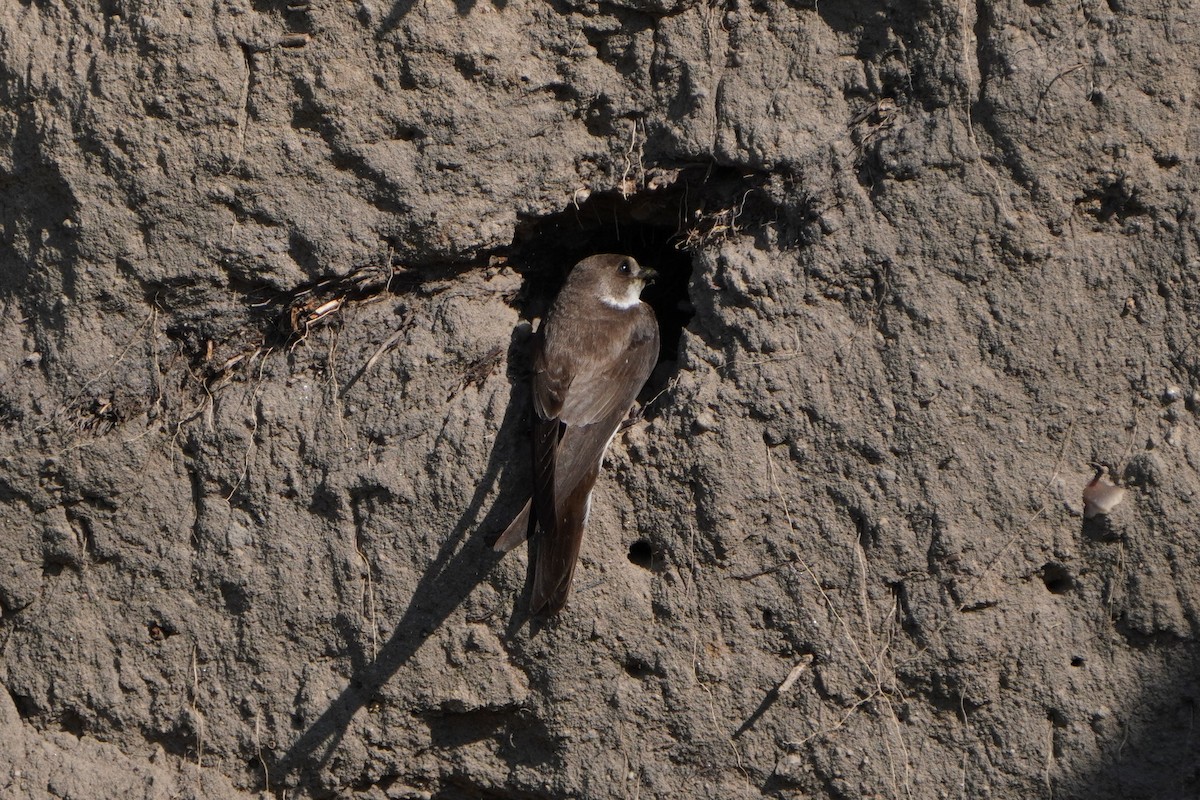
{"left": 496, "top": 326, "right": 575, "bottom": 554}
{"left": 531, "top": 414, "right": 561, "bottom": 546}
{"left": 532, "top": 327, "right": 570, "bottom": 422}
{"left": 556, "top": 305, "right": 660, "bottom": 428}
{"left": 530, "top": 307, "right": 660, "bottom": 614}
{"left": 530, "top": 329, "right": 566, "bottom": 546}
{"left": 531, "top": 443, "right": 603, "bottom": 614}
{"left": 491, "top": 399, "right": 621, "bottom": 556}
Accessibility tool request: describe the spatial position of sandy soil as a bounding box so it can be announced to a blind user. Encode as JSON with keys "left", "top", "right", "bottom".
{"left": 2, "top": 1, "right": 1199, "bottom": 797}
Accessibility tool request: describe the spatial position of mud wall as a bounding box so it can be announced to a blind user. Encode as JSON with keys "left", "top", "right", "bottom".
{"left": 2, "top": 1, "right": 1199, "bottom": 798}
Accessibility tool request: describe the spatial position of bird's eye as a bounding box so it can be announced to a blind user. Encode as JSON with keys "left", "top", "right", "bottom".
{"left": 619, "top": 260, "right": 632, "bottom": 274}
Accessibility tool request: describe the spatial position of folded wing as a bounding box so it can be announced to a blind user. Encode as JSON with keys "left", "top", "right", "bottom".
{"left": 531, "top": 307, "right": 660, "bottom": 613}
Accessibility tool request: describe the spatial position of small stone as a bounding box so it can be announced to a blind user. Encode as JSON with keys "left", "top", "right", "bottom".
{"left": 1163, "top": 385, "right": 1183, "bottom": 403}
{"left": 1083, "top": 469, "right": 1125, "bottom": 519}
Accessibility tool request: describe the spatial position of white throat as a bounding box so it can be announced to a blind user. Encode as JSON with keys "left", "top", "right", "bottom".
{"left": 601, "top": 281, "right": 643, "bottom": 310}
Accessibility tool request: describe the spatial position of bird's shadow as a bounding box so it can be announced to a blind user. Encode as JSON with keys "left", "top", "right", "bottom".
{"left": 271, "top": 323, "right": 541, "bottom": 789}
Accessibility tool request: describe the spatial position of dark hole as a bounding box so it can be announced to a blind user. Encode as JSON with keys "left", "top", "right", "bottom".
{"left": 623, "top": 655, "right": 653, "bottom": 677}
{"left": 1070, "top": 656, "right": 1085, "bottom": 667}
{"left": 502, "top": 169, "right": 770, "bottom": 426}
{"left": 762, "top": 608, "right": 775, "bottom": 627}
{"left": 506, "top": 188, "right": 696, "bottom": 366}
{"left": 148, "top": 621, "right": 177, "bottom": 641}
{"left": 627, "top": 538, "right": 653, "bottom": 569}
{"left": 220, "top": 580, "right": 252, "bottom": 614}
{"left": 60, "top": 708, "right": 87, "bottom": 737}
{"left": 11, "top": 693, "right": 40, "bottom": 719}
{"left": 308, "top": 482, "right": 341, "bottom": 520}
{"left": 1041, "top": 563, "right": 1074, "bottom": 595}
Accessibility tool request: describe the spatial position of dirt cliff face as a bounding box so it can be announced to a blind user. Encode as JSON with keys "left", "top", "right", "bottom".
{"left": 2, "top": 1, "right": 1199, "bottom": 797}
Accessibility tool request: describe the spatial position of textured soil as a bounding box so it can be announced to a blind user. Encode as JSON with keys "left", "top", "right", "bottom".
{"left": 2, "top": 1, "right": 1200, "bottom": 798}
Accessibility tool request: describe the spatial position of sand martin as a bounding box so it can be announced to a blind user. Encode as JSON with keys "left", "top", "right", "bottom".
{"left": 494, "top": 254, "right": 660, "bottom": 614}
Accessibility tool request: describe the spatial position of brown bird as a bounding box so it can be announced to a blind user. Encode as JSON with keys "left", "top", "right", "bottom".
{"left": 493, "top": 254, "right": 660, "bottom": 614}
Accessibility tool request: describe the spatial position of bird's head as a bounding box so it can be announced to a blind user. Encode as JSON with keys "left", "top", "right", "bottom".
{"left": 572, "top": 254, "right": 656, "bottom": 310}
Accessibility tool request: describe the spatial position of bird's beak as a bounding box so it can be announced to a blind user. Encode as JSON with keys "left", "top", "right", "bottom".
{"left": 639, "top": 266, "right": 659, "bottom": 284}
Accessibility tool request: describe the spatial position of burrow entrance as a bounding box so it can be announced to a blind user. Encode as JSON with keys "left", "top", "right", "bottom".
{"left": 503, "top": 164, "right": 761, "bottom": 367}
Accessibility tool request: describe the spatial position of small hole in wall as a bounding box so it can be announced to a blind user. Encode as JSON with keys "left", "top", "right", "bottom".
{"left": 624, "top": 655, "right": 653, "bottom": 678}
{"left": 627, "top": 538, "right": 653, "bottom": 569}
{"left": 1041, "top": 563, "right": 1074, "bottom": 595}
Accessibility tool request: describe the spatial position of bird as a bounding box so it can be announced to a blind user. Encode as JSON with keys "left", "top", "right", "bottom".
{"left": 493, "top": 254, "right": 660, "bottom": 615}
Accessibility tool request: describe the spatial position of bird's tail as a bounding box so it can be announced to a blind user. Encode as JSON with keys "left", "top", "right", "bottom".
{"left": 531, "top": 477, "right": 596, "bottom": 615}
